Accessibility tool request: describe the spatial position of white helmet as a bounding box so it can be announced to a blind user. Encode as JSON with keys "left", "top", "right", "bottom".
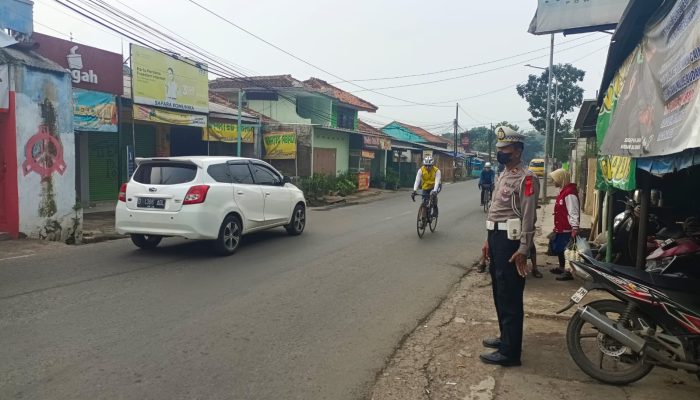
{"left": 484, "top": 162, "right": 492, "bottom": 168}
{"left": 423, "top": 156, "right": 435, "bottom": 166}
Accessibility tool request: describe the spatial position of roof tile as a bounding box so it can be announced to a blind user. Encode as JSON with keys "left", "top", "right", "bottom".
{"left": 393, "top": 121, "right": 451, "bottom": 145}
{"left": 304, "top": 78, "right": 378, "bottom": 112}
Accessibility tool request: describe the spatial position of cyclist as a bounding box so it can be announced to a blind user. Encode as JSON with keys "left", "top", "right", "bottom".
{"left": 412, "top": 155, "right": 442, "bottom": 217}
{"left": 478, "top": 162, "right": 495, "bottom": 206}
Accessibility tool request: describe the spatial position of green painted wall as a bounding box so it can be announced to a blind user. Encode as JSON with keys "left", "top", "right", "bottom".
{"left": 314, "top": 128, "right": 350, "bottom": 175}
{"left": 331, "top": 104, "right": 338, "bottom": 127}
{"left": 247, "top": 99, "right": 311, "bottom": 124}
{"left": 297, "top": 96, "right": 332, "bottom": 125}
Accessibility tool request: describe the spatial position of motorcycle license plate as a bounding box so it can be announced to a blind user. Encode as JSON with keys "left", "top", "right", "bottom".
{"left": 571, "top": 287, "right": 589, "bottom": 304}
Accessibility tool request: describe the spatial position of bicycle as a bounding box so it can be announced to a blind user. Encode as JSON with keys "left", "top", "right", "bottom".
{"left": 481, "top": 184, "right": 492, "bottom": 213}
{"left": 412, "top": 191, "right": 438, "bottom": 238}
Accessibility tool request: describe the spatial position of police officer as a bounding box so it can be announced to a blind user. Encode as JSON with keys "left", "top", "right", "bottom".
{"left": 480, "top": 126, "right": 540, "bottom": 367}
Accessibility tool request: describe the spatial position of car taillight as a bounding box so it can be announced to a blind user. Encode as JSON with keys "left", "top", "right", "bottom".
{"left": 183, "top": 185, "right": 210, "bottom": 205}
{"left": 118, "top": 183, "right": 127, "bottom": 202}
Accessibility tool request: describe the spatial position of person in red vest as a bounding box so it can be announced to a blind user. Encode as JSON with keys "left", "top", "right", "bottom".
{"left": 548, "top": 168, "right": 580, "bottom": 281}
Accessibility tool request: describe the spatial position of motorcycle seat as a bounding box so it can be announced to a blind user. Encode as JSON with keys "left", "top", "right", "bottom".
{"left": 656, "top": 225, "right": 684, "bottom": 240}
{"left": 583, "top": 255, "right": 700, "bottom": 295}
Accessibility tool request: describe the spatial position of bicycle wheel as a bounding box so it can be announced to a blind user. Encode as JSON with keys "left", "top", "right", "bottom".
{"left": 417, "top": 205, "right": 427, "bottom": 238}
{"left": 483, "top": 190, "right": 491, "bottom": 213}
{"left": 429, "top": 206, "right": 438, "bottom": 232}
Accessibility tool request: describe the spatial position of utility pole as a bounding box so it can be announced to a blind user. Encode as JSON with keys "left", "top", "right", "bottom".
{"left": 454, "top": 103, "right": 458, "bottom": 182}
{"left": 237, "top": 90, "right": 245, "bottom": 157}
{"left": 542, "top": 33, "right": 554, "bottom": 203}
{"left": 551, "top": 80, "right": 559, "bottom": 163}
{"left": 489, "top": 123, "right": 494, "bottom": 163}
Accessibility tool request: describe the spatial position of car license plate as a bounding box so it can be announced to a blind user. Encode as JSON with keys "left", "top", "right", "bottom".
{"left": 137, "top": 197, "right": 165, "bottom": 209}
{"left": 571, "top": 287, "right": 589, "bottom": 304}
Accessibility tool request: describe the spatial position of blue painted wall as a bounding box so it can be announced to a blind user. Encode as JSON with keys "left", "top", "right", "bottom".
{"left": 381, "top": 122, "right": 426, "bottom": 143}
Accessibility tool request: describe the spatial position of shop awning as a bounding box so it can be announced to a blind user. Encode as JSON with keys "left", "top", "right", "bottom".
{"left": 391, "top": 143, "right": 421, "bottom": 151}
{"left": 573, "top": 100, "right": 598, "bottom": 138}
{"left": 637, "top": 148, "right": 700, "bottom": 176}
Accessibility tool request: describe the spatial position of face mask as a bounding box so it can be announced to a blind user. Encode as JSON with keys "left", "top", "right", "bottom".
{"left": 496, "top": 151, "right": 512, "bottom": 165}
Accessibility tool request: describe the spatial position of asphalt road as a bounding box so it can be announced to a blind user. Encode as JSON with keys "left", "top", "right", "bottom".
{"left": 0, "top": 180, "right": 488, "bottom": 400}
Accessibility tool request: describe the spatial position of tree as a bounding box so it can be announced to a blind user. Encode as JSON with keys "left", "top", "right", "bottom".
{"left": 465, "top": 121, "right": 522, "bottom": 156}
{"left": 516, "top": 63, "right": 585, "bottom": 162}
{"left": 521, "top": 130, "right": 545, "bottom": 163}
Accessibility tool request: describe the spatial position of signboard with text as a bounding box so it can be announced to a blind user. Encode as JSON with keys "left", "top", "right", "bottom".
{"left": 32, "top": 32, "right": 123, "bottom": 95}
{"left": 600, "top": 1, "right": 700, "bottom": 160}
{"left": 133, "top": 104, "right": 207, "bottom": 127}
{"left": 204, "top": 120, "right": 255, "bottom": 143}
{"left": 263, "top": 132, "right": 296, "bottom": 159}
{"left": 362, "top": 135, "right": 391, "bottom": 150}
{"left": 130, "top": 44, "right": 209, "bottom": 113}
{"left": 357, "top": 172, "right": 370, "bottom": 191}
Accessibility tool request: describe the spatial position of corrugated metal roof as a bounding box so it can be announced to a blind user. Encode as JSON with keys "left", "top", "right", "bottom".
{"left": 208, "top": 101, "right": 255, "bottom": 118}
{"left": 0, "top": 47, "right": 67, "bottom": 74}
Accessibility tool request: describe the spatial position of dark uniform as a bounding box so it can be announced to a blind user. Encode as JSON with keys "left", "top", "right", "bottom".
{"left": 485, "top": 127, "right": 540, "bottom": 362}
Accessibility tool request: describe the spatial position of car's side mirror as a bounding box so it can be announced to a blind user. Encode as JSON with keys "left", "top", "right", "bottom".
{"left": 282, "top": 176, "right": 292, "bottom": 184}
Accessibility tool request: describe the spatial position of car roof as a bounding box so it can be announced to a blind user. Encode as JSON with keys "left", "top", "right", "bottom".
{"left": 135, "top": 156, "right": 270, "bottom": 168}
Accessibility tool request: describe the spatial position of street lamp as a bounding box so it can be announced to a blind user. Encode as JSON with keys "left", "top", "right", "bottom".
{"left": 525, "top": 62, "right": 556, "bottom": 201}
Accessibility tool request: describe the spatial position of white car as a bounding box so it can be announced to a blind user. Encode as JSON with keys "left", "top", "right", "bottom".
{"left": 115, "top": 156, "right": 307, "bottom": 255}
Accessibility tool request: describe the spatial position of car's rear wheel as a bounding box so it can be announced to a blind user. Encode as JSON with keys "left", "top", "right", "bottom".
{"left": 213, "top": 215, "right": 242, "bottom": 256}
{"left": 131, "top": 234, "right": 162, "bottom": 249}
{"left": 285, "top": 204, "right": 306, "bottom": 236}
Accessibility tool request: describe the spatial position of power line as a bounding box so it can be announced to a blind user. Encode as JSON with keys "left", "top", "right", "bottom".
{"left": 350, "top": 36, "right": 608, "bottom": 93}
{"left": 183, "top": 0, "right": 458, "bottom": 108}
{"left": 112, "top": 0, "right": 259, "bottom": 77}
{"left": 334, "top": 33, "right": 599, "bottom": 83}
{"left": 376, "top": 40, "right": 611, "bottom": 108}
{"left": 55, "top": 0, "right": 338, "bottom": 126}
{"left": 458, "top": 104, "right": 483, "bottom": 125}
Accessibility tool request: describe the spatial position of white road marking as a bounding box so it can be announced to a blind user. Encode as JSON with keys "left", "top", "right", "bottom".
{"left": 384, "top": 211, "right": 412, "bottom": 220}
{"left": 0, "top": 254, "right": 34, "bottom": 262}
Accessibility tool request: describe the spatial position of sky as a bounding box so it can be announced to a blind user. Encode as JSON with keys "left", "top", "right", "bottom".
{"left": 31, "top": 0, "right": 612, "bottom": 134}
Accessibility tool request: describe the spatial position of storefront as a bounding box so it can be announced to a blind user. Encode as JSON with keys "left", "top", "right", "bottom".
{"left": 31, "top": 32, "right": 124, "bottom": 205}
{"left": 592, "top": 0, "right": 700, "bottom": 267}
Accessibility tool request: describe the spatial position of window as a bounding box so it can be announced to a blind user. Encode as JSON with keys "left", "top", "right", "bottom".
{"left": 251, "top": 164, "right": 281, "bottom": 186}
{"left": 207, "top": 163, "right": 233, "bottom": 183}
{"left": 229, "top": 163, "right": 255, "bottom": 184}
{"left": 133, "top": 163, "right": 197, "bottom": 185}
{"left": 337, "top": 107, "right": 355, "bottom": 129}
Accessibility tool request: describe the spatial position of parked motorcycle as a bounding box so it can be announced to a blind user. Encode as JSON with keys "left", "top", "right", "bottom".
{"left": 599, "top": 194, "right": 664, "bottom": 265}
{"left": 646, "top": 236, "right": 700, "bottom": 279}
{"left": 559, "top": 238, "right": 700, "bottom": 385}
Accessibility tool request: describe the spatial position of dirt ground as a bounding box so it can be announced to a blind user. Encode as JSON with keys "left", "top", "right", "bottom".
{"left": 369, "top": 266, "right": 700, "bottom": 400}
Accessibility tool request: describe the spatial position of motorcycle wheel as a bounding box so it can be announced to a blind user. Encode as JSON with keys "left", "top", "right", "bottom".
{"left": 566, "top": 299, "right": 654, "bottom": 385}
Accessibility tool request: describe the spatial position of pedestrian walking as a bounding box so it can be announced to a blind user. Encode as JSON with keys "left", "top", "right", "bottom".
{"left": 548, "top": 168, "right": 580, "bottom": 281}
{"left": 480, "top": 126, "right": 540, "bottom": 367}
